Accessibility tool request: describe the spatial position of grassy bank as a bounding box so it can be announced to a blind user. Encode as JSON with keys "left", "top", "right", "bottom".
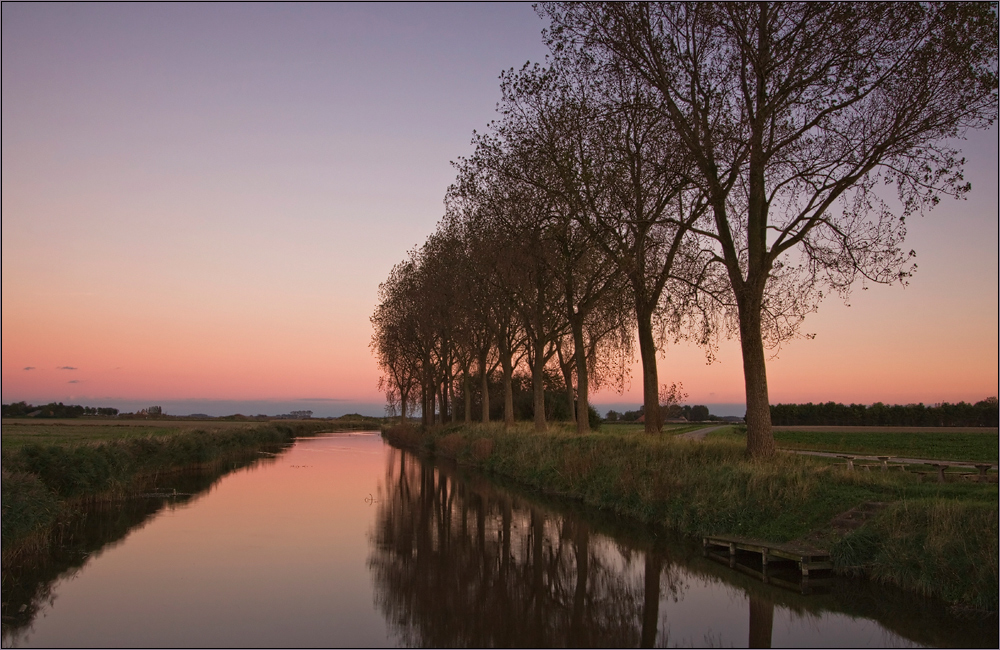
{"left": 0, "top": 414, "right": 385, "bottom": 450}
{"left": 0, "top": 419, "right": 357, "bottom": 557}
{"left": 382, "top": 422, "right": 998, "bottom": 611}
{"left": 0, "top": 419, "right": 271, "bottom": 450}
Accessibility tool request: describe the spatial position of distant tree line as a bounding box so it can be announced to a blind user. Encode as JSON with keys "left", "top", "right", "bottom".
{"left": 607, "top": 404, "right": 713, "bottom": 423}
{"left": 370, "top": 3, "right": 997, "bottom": 458}
{"left": 770, "top": 398, "right": 998, "bottom": 427}
{"left": 2, "top": 402, "right": 120, "bottom": 418}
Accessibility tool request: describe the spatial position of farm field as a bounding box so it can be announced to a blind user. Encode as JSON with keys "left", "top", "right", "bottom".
{"left": 709, "top": 425, "right": 998, "bottom": 463}
{"left": 0, "top": 418, "right": 314, "bottom": 450}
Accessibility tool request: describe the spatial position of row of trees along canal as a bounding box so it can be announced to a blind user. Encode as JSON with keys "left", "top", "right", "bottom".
{"left": 371, "top": 2, "right": 998, "bottom": 458}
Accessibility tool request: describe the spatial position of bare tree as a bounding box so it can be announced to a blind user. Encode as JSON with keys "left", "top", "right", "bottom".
{"left": 544, "top": 2, "right": 999, "bottom": 456}
{"left": 658, "top": 381, "right": 688, "bottom": 422}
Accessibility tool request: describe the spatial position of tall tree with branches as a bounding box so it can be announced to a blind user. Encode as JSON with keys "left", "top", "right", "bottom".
{"left": 544, "top": 1, "right": 999, "bottom": 455}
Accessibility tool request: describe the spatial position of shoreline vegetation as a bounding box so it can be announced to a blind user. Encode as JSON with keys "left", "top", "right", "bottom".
{"left": 0, "top": 418, "right": 380, "bottom": 562}
{"left": 381, "top": 422, "right": 998, "bottom": 612}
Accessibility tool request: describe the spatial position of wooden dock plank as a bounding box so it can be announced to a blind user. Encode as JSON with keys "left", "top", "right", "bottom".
{"left": 703, "top": 550, "right": 833, "bottom": 594}
{"left": 702, "top": 534, "right": 832, "bottom": 578}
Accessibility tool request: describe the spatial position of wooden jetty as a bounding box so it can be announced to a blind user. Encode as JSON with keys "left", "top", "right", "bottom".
{"left": 703, "top": 534, "right": 833, "bottom": 594}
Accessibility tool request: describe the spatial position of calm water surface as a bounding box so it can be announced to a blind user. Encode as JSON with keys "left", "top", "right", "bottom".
{"left": 3, "top": 432, "right": 995, "bottom": 648}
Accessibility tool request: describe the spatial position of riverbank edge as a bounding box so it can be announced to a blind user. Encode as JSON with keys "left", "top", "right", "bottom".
{"left": 0, "top": 421, "right": 352, "bottom": 559}
{"left": 381, "top": 422, "right": 998, "bottom": 612}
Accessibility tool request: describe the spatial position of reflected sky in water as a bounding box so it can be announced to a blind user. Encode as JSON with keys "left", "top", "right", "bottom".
{"left": 7, "top": 433, "right": 397, "bottom": 648}
{"left": 5, "top": 433, "right": 995, "bottom": 648}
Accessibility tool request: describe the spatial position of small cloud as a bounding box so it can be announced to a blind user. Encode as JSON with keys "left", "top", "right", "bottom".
{"left": 23, "top": 366, "right": 36, "bottom": 371}
{"left": 57, "top": 366, "right": 78, "bottom": 370}
{"left": 68, "top": 380, "right": 81, "bottom": 384}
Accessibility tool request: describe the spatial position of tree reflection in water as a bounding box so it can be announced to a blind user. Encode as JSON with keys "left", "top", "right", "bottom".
{"left": 748, "top": 594, "right": 774, "bottom": 649}
{"left": 369, "top": 447, "right": 998, "bottom": 649}
{"left": 368, "top": 447, "right": 685, "bottom": 648}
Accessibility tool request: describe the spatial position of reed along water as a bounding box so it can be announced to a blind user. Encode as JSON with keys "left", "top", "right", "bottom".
{"left": 3, "top": 431, "right": 996, "bottom": 648}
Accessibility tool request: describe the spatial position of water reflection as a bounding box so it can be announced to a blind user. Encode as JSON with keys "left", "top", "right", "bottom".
{"left": 3, "top": 437, "right": 994, "bottom": 648}
{"left": 1, "top": 452, "right": 279, "bottom": 646}
{"left": 369, "top": 446, "right": 998, "bottom": 648}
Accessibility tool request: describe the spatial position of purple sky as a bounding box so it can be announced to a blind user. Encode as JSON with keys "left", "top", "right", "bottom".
{"left": 3, "top": 4, "right": 997, "bottom": 417}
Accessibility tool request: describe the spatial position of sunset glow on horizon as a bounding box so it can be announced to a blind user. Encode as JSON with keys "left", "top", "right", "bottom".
{"left": 3, "top": 4, "right": 997, "bottom": 416}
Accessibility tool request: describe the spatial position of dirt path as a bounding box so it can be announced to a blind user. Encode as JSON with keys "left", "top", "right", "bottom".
{"left": 780, "top": 448, "right": 997, "bottom": 468}
{"left": 677, "top": 425, "right": 727, "bottom": 441}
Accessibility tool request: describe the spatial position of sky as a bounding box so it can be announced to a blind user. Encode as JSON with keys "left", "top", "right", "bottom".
{"left": 2, "top": 4, "right": 997, "bottom": 418}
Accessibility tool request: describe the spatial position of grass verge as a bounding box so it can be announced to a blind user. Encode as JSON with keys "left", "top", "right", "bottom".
{"left": 382, "top": 422, "right": 998, "bottom": 611}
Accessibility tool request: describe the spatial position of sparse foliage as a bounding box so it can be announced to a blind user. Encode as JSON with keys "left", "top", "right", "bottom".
{"left": 542, "top": 1, "right": 999, "bottom": 456}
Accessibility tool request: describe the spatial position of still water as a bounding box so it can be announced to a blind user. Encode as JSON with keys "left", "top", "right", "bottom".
{"left": 2, "top": 432, "right": 995, "bottom": 648}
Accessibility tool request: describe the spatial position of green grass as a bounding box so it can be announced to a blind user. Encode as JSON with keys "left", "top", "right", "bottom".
{"left": 384, "top": 422, "right": 998, "bottom": 610}
{"left": 707, "top": 426, "right": 999, "bottom": 463}
{"left": 832, "top": 499, "right": 998, "bottom": 610}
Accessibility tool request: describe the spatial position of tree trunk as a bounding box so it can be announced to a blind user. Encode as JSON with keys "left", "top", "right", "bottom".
{"left": 564, "top": 370, "right": 576, "bottom": 426}
{"left": 420, "top": 381, "right": 428, "bottom": 426}
{"left": 572, "top": 316, "right": 590, "bottom": 434}
{"left": 448, "top": 363, "right": 457, "bottom": 424}
{"left": 425, "top": 384, "right": 435, "bottom": 427}
{"left": 501, "top": 352, "right": 515, "bottom": 427}
{"left": 532, "top": 349, "right": 547, "bottom": 432}
{"left": 558, "top": 343, "right": 576, "bottom": 426}
{"left": 463, "top": 368, "right": 472, "bottom": 424}
{"left": 636, "top": 307, "right": 661, "bottom": 434}
{"left": 480, "top": 351, "right": 491, "bottom": 423}
{"left": 739, "top": 300, "right": 775, "bottom": 458}
{"left": 438, "top": 380, "right": 446, "bottom": 425}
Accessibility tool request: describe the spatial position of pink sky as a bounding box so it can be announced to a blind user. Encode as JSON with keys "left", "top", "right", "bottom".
{"left": 2, "top": 5, "right": 997, "bottom": 416}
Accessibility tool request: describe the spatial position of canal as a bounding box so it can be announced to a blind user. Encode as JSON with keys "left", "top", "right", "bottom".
{"left": 2, "top": 432, "right": 995, "bottom": 647}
